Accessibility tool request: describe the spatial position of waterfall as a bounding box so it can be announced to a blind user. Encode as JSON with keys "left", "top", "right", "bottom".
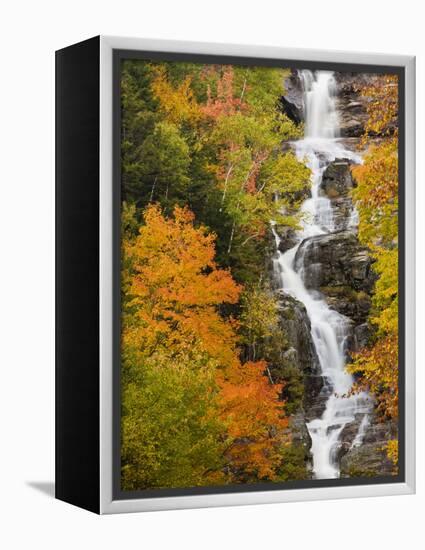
{"left": 272, "top": 70, "right": 370, "bottom": 479}
{"left": 303, "top": 70, "right": 339, "bottom": 139}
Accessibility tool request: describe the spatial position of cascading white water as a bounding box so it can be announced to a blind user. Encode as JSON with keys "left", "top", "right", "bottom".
{"left": 303, "top": 71, "right": 339, "bottom": 140}
{"left": 272, "top": 70, "right": 370, "bottom": 479}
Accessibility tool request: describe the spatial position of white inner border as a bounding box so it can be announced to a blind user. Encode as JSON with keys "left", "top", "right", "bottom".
{"left": 99, "top": 36, "right": 415, "bottom": 514}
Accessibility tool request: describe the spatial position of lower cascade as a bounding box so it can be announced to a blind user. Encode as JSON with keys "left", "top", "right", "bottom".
{"left": 272, "top": 70, "right": 371, "bottom": 479}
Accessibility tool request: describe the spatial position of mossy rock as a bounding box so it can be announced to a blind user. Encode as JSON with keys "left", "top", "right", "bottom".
{"left": 340, "top": 443, "right": 395, "bottom": 478}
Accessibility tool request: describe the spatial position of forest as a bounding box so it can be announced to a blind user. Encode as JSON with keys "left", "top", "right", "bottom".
{"left": 119, "top": 58, "right": 399, "bottom": 490}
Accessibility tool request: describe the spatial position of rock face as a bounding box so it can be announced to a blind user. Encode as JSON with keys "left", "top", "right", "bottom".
{"left": 276, "top": 291, "right": 320, "bottom": 376}
{"left": 292, "top": 158, "right": 375, "bottom": 337}
{"left": 320, "top": 159, "right": 357, "bottom": 231}
{"left": 334, "top": 72, "right": 397, "bottom": 139}
{"left": 261, "top": 289, "right": 322, "bottom": 471}
{"left": 320, "top": 159, "right": 358, "bottom": 233}
{"left": 294, "top": 230, "right": 375, "bottom": 351}
{"left": 280, "top": 96, "right": 303, "bottom": 125}
{"left": 274, "top": 291, "right": 329, "bottom": 421}
{"left": 290, "top": 412, "right": 313, "bottom": 455}
{"left": 295, "top": 231, "right": 375, "bottom": 294}
{"left": 281, "top": 70, "right": 305, "bottom": 124}
{"left": 334, "top": 73, "right": 371, "bottom": 138}
{"left": 321, "top": 160, "right": 354, "bottom": 198}
{"left": 340, "top": 416, "right": 397, "bottom": 477}
{"left": 272, "top": 225, "right": 298, "bottom": 254}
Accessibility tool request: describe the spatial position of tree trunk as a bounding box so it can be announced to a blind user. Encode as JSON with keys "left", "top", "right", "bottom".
{"left": 220, "top": 163, "right": 234, "bottom": 211}
{"left": 149, "top": 176, "right": 158, "bottom": 202}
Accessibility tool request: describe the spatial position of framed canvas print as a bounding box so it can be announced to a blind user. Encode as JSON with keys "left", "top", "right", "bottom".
{"left": 55, "top": 36, "right": 415, "bottom": 514}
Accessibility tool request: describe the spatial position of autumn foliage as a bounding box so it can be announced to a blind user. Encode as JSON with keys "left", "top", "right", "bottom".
{"left": 119, "top": 57, "right": 322, "bottom": 490}
{"left": 119, "top": 59, "right": 401, "bottom": 488}
{"left": 151, "top": 66, "right": 201, "bottom": 125}
{"left": 121, "top": 204, "right": 289, "bottom": 489}
{"left": 123, "top": 204, "right": 241, "bottom": 366}
{"left": 218, "top": 360, "right": 288, "bottom": 480}
{"left": 348, "top": 75, "right": 399, "bottom": 465}
{"left": 201, "top": 67, "right": 246, "bottom": 118}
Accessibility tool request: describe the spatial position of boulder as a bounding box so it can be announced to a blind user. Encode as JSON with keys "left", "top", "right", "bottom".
{"left": 340, "top": 417, "right": 397, "bottom": 478}
{"left": 338, "top": 118, "right": 365, "bottom": 138}
{"left": 304, "top": 380, "right": 332, "bottom": 422}
{"left": 354, "top": 322, "right": 371, "bottom": 349}
{"left": 273, "top": 291, "right": 326, "bottom": 417}
{"left": 294, "top": 231, "right": 375, "bottom": 294}
{"left": 276, "top": 291, "right": 320, "bottom": 377}
{"left": 280, "top": 96, "right": 303, "bottom": 125}
{"left": 320, "top": 159, "right": 355, "bottom": 198}
{"left": 331, "top": 197, "right": 358, "bottom": 232}
{"left": 334, "top": 73, "right": 370, "bottom": 138}
{"left": 273, "top": 225, "right": 298, "bottom": 253}
{"left": 290, "top": 411, "right": 313, "bottom": 451}
{"left": 281, "top": 70, "right": 305, "bottom": 123}
{"left": 318, "top": 286, "right": 371, "bottom": 327}
{"left": 320, "top": 160, "right": 358, "bottom": 231}
{"left": 293, "top": 231, "right": 376, "bottom": 353}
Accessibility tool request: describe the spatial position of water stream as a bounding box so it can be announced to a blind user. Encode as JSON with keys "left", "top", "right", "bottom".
{"left": 272, "top": 70, "right": 371, "bottom": 479}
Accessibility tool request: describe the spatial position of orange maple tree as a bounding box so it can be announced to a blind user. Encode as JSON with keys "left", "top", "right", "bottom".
{"left": 123, "top": 203, "right": 241, "bottom": 367}
{"left": 122, "top": 204, "right": 289, "bottom": 483}
{"left": 218, "top": 360, "right": 288, "bottom": 480}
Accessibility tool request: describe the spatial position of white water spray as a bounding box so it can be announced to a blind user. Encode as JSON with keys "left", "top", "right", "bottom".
{"left": 272, "top": 70, "right": 370, "bottom": 479}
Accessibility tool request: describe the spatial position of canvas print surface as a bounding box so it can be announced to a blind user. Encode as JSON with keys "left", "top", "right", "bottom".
{"left": 119, "top": 58, "right": 399, "bottom": 492}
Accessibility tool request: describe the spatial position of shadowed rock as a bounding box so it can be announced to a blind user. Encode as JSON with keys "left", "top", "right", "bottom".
{"left": 320, "top": 159, "right": 358, "bottom": 231}
{"left": 281, "top": 70, "right": 305, "bottom": 124}
{"left": 295, "top": 231, "right": 375, "bottom": 293}
{"left": 340, "top": 417, "right": 397, "bottom": 478}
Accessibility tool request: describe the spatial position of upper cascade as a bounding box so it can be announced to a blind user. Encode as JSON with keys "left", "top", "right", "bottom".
{"left": 301, "top": 70, "right": 339, "bottom": 140}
